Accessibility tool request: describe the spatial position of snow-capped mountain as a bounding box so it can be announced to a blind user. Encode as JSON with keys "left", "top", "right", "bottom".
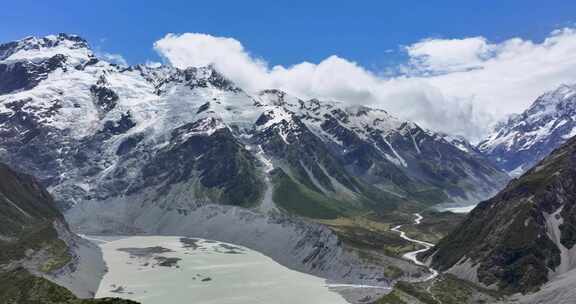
{"left": 0, "top": 34, "right": 508, "bottom": 210}
{"left": 478, "top": 84, "right": 576, "bottom": 176}
{"left": 0, "top": 34, "right": 508, "bottom": 290}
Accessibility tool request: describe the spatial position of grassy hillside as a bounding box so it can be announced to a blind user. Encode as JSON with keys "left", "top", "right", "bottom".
{"left": 0, "top": 163, "right": 137, "bottom": 303}
{"left": 0, "top": 268, "right": 137, "bottom": 304}
{"left": 376, "top": 274, "right": 501, "bottom": 304}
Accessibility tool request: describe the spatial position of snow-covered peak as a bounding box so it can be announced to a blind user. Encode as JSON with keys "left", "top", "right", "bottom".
{"left": 173, "top": 116, "right": 229, "bottom": 143}
{"left": 255, "top": 108, "right": 295, "bottom": 130}
{"left": 343, "top": 105, "right": 403, "bottom": 132}
{"left": 256, "top": 89, "right": 301, "bottom": 107}
{"left": 0, "top": 33, "right": 92, "bottom": 66}
{"left": 135, "top": 64, "right": 177, "bottom": 83}
{"left": 436, "top": 133, "right": 478, "bottom": 154}
{"left": 478, "top": 83, "right": 576, "bottom": 174}
{"left": 255, "top": 89, "right": 424, "bottom": 142}
{"left": 523, "top": 84, "right": 576, "bottom": 122}
{"left": 136, "top": 64, "right": 242, "bottom": 95}
{"left": 481, "top": 83, "right": 576, "bottom": 152}
{"left": 183, "top": 65, "right": 241, "bottom": 92}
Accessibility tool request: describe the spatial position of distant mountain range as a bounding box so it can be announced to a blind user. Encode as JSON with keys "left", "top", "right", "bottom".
{"left": 478, "top": 84, "right": 576, "bottom": 176}
{"left": 0, "top": 33, "right": 514, "bottom": 299}
{"left": 0, "top": 34, "right": 508, "bottom": 213}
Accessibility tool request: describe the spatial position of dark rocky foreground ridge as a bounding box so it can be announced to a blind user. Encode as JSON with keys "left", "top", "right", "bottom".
{"left": 0, "top": 163, "right": 137, "bottom": 303}
{"left": 0, "top": 268, "right": 137, "bottom": 304}
{"left": 424, "top": 135, "right": 576, "bottom": 294}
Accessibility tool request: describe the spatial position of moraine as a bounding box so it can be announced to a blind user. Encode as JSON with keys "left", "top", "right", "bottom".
{"left": 89, "top": 236, "right": 351, "bottom": 304}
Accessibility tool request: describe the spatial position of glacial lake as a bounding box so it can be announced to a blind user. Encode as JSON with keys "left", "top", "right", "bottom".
{"left": 92, "top": 236, "right": 350, "bottom": 304}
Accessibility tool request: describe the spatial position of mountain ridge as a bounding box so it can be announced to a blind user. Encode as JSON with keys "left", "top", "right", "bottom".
{"left": 0, "top": 33, "right": 510, "bottom": 300}
{"left": 424, "top": 135, "right": 576, "bottom": 294}
{"left": 0, "top": 33, "right": 508, "bottom": 211}
{"left": 478, "top": 83, "right": 576, "bottom": 176}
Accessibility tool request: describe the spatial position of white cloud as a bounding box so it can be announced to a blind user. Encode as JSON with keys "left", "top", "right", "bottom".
{"left": 153, "top": 29, "right": 576, "bottom": 142}
{"left": 409, "top": 28, "right": 576, "bottom": 126}
{"left": 98, "top": 52, "right": 128, "bottom": 66}
{"left": 405, "top": 37, "right": 494, "bottom": 74}
{"left": 154, "top": 33, "right": 269, "bottom": 91}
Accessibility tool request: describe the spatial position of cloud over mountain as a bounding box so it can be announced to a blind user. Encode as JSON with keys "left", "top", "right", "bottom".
{"left": 154, "top": 28, "right": 576, "bottom": 141}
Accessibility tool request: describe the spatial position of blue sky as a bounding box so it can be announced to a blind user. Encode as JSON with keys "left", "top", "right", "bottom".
{"left": 2, "top": 0, "right": 575, "bottom": 68}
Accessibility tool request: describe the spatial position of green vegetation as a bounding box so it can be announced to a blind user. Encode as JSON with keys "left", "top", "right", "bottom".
{"left": 509, "top": 148, "right": 568, "bottom": 193}
{"left": 423, "top": 138, "right": 576, "bottom": 294}
{"left": 382, "top": 264, "right": 405, "bottom": 280}
{"left": 195, "top": 131, "right": 265, "bottom": 208}
{"left": 376, "top": 281, "right": 437, "bottom": 304}
{"left": 0, "top": 163, "right": 136, "bottom": 304}
{"left": 40, "top": 239, "right": 73, "bottom": 273}
{"left": 138, "top": 127, "right": 265, "bottom": 208}
{"left": 425, "top": 196, "right": 559, "bottom": 293}
{"left": 214, "top": 140, "right": 265, "bottom": 208}
{"left": 271, "top": 169, "right": 360, "bottom": 219}
{"left": 395, "top": 281, "right": 439, "bottom": 304}
{"left": 405, "top": 184, "right": 450, "bottom": 207}
{"left": 0, "top": 268, "right": 139, "bottom": 304}
{"left": 375, "top": 289, "right": 408, "bottom": 304}
{"left": 0, "top": 163, "right": 74, "bottom": 273}
{"left": 0, "top": 221, "right": 55, "bottom": 265}
{"left": 316, "top": 216, "right": 422, "bottom": 258}
{"left": 401, "top": 211, "right": 466, "bottom": 244}
{"left": 431, "top": 275, "right": 501, "bottom": 304}
{"left": 375, "top": 274, "right": 501, "bottom": 304}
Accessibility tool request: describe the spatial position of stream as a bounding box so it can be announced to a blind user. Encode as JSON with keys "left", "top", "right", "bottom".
{"left": 391, "top": 213, "right": 439, "bottom": 281}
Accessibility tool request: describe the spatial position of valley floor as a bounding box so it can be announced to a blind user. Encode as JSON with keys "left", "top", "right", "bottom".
{"left": 375, "top": 212, "right": 504, "bottom": 304}
{"left": 391, "top": 213, "right": 438, "bottom": 281}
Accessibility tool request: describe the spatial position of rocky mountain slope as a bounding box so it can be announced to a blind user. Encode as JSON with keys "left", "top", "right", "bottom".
{"left": 0, "top": 34, "right": 508, "bottom": 291}
{"left": 423, "top": 135, "right": 576, "bottom": 295}
{"left": 478, "top": 84, "right": 576, "bottom": 176}
{"left": 0, "top": 162, "right": 135, "bottom": 303}
{"left": 0, "top": 34, "right": 507, "bottom": 212}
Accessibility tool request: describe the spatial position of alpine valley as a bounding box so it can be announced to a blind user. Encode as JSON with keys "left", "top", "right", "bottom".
{"left": 2, "top": 33, "right": 576, "bottom": 304}
{"left": 377, "top": 86, "right": 576, "bottom": 303}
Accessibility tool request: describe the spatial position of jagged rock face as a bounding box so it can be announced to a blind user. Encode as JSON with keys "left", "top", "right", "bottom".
{"left": 478, "top": 84, "right": 576, "bottom": 176}
{"left": 424, "top": 136, "right": 576, "bottom": 294}
{"left": 0, "top": 34, "right": 507, "bottom": 215}
{"left": 0, "top": 54, "right": 67, "bottom": 94}
{"left": 287, "top": 98, "right": 508, "bottom": 206}
{"left": 129, "top": 118, "right": 265, "bottom": 208}
{"left": 308, "top": 94, "right": 505, "bottom": 203}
